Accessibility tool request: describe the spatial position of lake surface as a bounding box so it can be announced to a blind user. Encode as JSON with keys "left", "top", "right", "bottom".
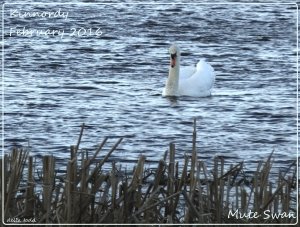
{"left": 3, "top": 3, "right": 297, "bottom": 171}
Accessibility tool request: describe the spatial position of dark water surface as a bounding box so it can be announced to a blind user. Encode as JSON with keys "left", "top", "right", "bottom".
{"left": 3, "top": 3, "right": 297, "bottom": 170}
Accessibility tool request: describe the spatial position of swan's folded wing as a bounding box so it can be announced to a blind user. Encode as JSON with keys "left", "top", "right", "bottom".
{"left": 179, "top": 66, "right": 196, "bottom": 80}
{"left": 178, "top": 59, "right": 215, "bottom": 96}
{"left": 193, "top": 59, "right": 215, "bottom": 90}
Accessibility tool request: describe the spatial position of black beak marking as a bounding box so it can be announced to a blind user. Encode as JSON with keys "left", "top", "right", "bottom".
{"left": 171, "top": 53, "right": 177, "bottom": 59}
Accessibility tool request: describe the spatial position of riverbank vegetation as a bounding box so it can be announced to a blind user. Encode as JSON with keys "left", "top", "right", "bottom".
{"left": 1, "top": 121, "right": 297, "bottom": 225}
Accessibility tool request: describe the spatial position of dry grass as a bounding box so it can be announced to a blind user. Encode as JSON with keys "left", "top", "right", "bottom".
{"left": 1, "top": 122, "right": 297, "bottom": 225}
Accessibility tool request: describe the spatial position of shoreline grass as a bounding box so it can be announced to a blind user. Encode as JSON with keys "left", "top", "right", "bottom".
{"left": 1, "top": 121, "right": 297, "bottom": 225}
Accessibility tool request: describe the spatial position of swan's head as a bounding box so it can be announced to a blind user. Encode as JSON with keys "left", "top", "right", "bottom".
{"left": 169, "top": 44, "right": 180, "bottom": 68}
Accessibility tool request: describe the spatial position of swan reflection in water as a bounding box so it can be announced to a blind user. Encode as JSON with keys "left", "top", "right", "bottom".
{"left": 165, "top": 95, "right": 179, "bottom": 106}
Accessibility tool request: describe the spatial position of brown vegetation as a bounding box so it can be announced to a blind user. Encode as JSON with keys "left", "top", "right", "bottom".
{"left": 1, "top": 121, "right": 297, "bottom": 225}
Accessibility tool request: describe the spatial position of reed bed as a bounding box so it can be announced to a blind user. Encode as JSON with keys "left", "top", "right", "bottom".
{"left": 1, "top": 121, "right": 297, "bottom": 225}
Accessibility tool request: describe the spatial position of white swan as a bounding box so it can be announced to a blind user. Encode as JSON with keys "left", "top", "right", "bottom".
{"left": 162, "top": 44, "right": 215, "bottom": 97}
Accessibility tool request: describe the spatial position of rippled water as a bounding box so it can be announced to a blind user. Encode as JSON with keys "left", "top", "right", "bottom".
{"left": 3, "top": 3, "right": 297, "bottom": 170}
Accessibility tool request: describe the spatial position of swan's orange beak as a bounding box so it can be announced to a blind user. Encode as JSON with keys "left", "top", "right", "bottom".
{"left": 170, "top": 53, "right": 176, "bottom": 68}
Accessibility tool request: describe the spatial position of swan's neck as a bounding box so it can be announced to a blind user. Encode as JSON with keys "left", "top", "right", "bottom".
{"left": 165, "top": 59, "right": 180, "bottom": 96}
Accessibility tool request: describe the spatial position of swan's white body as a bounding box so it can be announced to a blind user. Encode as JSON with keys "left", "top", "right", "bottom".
{"left": 162, "top": 44, "right": 215, "bottom": 97}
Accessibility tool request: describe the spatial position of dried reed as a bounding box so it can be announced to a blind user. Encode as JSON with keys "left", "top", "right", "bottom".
{"left": 0, "top": 122, "right": 297, "bottom": 225}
